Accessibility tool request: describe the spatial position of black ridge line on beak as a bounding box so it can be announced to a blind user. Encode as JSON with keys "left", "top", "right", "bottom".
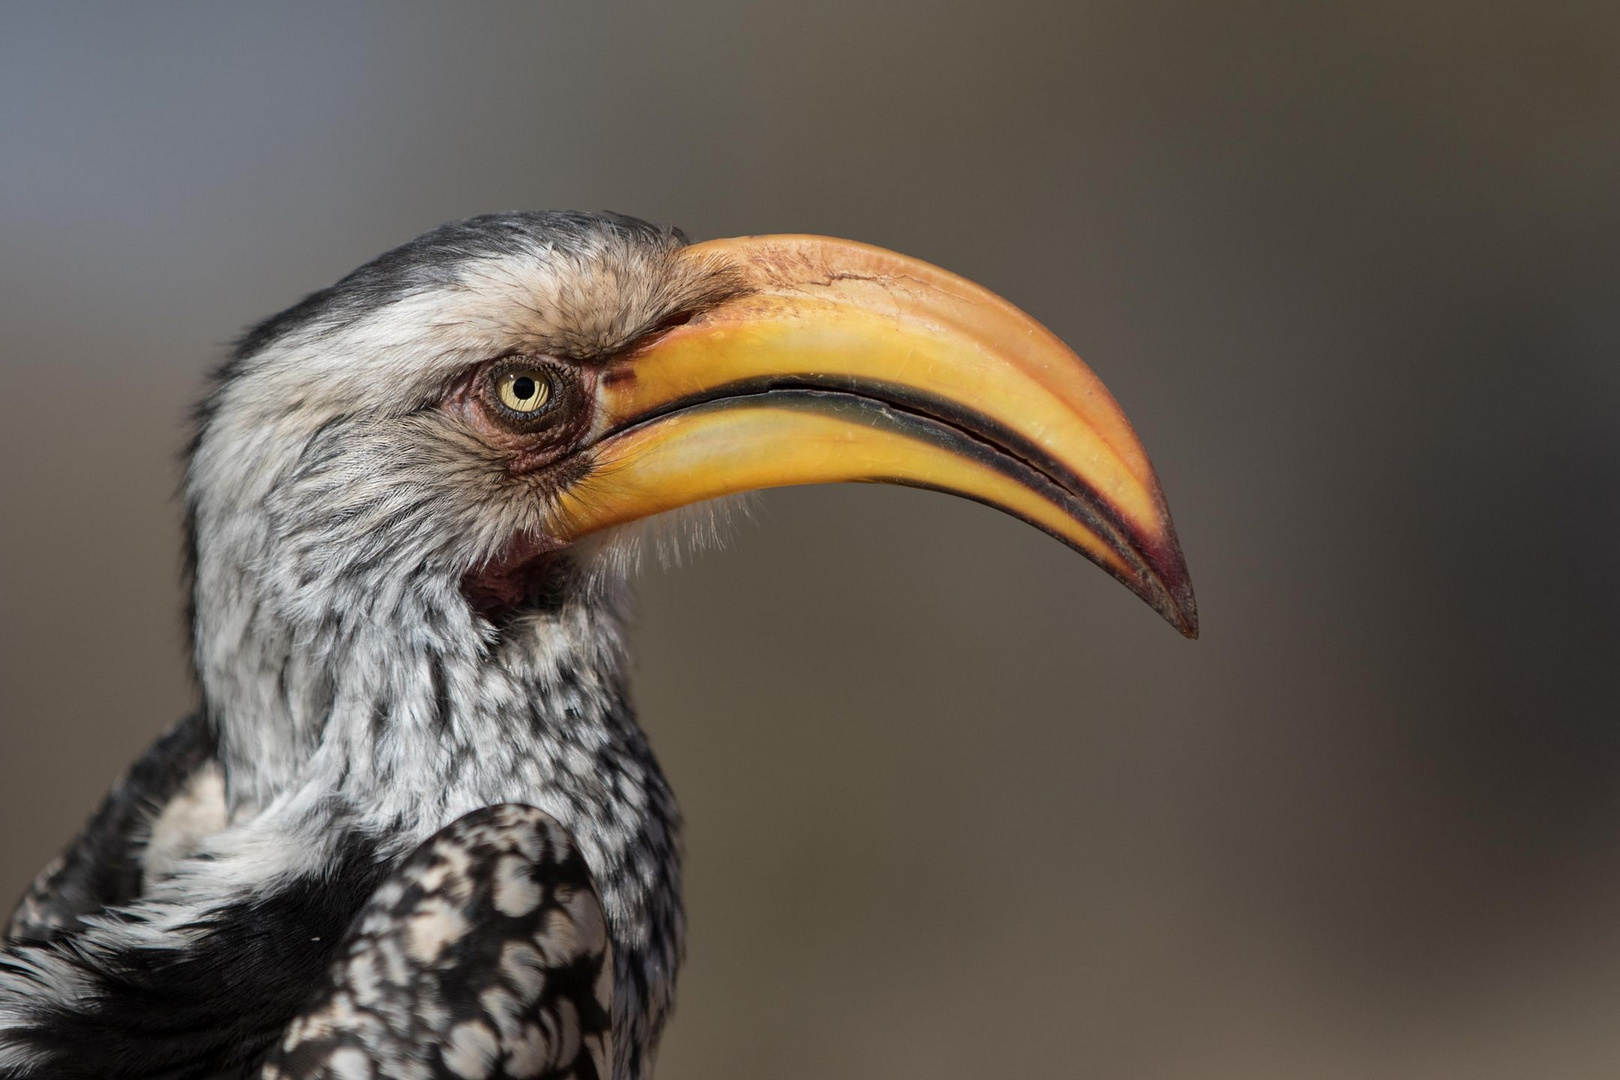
{"left": 596, "top": 373, "right": 1191, "bottom": 623}
{"left": 593, "top": 385, "right": 1192, "bottom": 632}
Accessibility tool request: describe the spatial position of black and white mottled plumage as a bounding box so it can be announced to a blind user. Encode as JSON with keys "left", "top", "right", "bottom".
{"left": 262, "top": 804, "right": 614, "bottom": 1080}
{"left": 2, "top": 213, "right": 730, "bottom": 1079}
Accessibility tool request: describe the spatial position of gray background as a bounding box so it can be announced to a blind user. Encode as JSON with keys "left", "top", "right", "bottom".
{"left": 3, "top": 3, "right": 1618, "bottom": 1076}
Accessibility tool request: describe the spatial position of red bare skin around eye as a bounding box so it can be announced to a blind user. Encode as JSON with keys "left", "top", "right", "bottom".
{"left": 445, "top": 359, "right": 596, "bottom": 473}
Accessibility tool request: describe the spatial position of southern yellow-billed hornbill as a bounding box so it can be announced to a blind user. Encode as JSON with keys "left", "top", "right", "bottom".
{"left": 0, "top": 213, "right": 1195, "bottom": 1079}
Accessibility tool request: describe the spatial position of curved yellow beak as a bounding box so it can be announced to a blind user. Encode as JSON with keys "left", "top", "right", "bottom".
{"left": 549, "top": 235, "right": 1197, "bottom": 638}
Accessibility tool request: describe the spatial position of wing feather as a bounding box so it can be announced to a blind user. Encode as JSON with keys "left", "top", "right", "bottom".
{"left": 262, "top": 804, "right": 614, "bottom": 1080}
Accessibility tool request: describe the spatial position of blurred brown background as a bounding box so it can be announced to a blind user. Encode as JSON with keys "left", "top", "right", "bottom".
{"left": 3, "top": 2, "right": 1618, "bottom": 1076}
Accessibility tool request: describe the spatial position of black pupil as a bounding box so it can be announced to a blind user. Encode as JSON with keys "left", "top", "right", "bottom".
{"left": 512, "top": 376, "right": 537, "bottom": 401}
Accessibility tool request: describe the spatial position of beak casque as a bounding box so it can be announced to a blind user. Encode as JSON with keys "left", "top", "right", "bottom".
{"left": 547, "top": 235, "right": 1198, "bottom": 638}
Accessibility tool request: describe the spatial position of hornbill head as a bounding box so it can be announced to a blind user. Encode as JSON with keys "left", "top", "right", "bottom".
{"left": 189, "top": 212, "right": 1195, "bottom": 665}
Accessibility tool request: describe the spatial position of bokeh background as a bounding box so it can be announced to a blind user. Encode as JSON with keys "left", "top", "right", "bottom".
{"left": 3, "top": 3, "right": 1618, "bottom": 1076}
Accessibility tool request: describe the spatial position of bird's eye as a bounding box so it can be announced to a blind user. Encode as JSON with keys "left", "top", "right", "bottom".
{"left": 474, "top": 358, "right": 582, "bottom": 442}
{"left": 495, "top": 369, "right": 552, "bottom": 414}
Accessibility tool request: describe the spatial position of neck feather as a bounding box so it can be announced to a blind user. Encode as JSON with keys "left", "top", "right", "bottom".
{"left": 192, "top": 551, "right": 686, "bottom": 1079}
